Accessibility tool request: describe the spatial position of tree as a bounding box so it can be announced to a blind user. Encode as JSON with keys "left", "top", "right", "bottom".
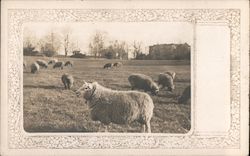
{"left": 41, "top": 43, "right": 57, "bottom": 57}
{"left": 23, "top": 28, "right": 39, "bottom": 56}
{"left": 40, "top": 31, "right": 61, "bottom": 57}
{"left": 61, "top": 26, "right": 73, "bottom": 57}
{"left": 101, "top": 40, "right": 128, "bottom": 59}
{"left": 23, "top": 43, "right": 38, "bottom": 56}
{"left": 132, "top": 41, "right": 142, "bottom": 59}
{"left": 89, "top": 31, "right": 107, "bottom": 58}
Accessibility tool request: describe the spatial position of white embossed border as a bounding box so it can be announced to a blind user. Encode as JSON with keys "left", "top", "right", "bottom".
{"left": 7, "top": 9, "right": 240, "bottom": 149}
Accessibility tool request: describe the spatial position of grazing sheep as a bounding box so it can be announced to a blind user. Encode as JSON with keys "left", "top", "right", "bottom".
{"left": 48, "top": 58, "right": 58, "bottom": 65}
{"left": 178, "top": 85, "right": 191, "bottom": 104}
{"left": 103, "top": 63, "right": 113, "bottom": 69}
{"left": 158, "top": 73, "right": 175, "bottom": 92}
{"left": 113, "top": 62, "right": 122, "bottom": 67}
{"left": 65, "top": 61, "right": 73, "bottom": 67}
{"left": 75, "top": 81, "right": 154, "bottom": 133}
{"left": 128, "top": 73, "right": 159, "bottom": 95}
{"left": 61, "top": 73, "right": 74, "bottom": 89}
{"left": 36, "top": 59, "right": 48, "bottom": 69}
{"left": 30, "top": 62, "right": 39, "bottom": 74}
{"left": 53, "top": 61, "right": 64, "bottom": 69}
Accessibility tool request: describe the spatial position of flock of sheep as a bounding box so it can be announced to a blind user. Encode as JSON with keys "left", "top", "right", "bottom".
{"left": 23, "top": 58, "right": 73, "bottom": 74}
{"left": 24, "top": 58, "right": 190, "bottom": 133}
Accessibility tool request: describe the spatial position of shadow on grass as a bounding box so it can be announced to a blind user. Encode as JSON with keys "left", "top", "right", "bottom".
{"left": 24, "top": 125, "right": 92, "bottom": 133}
{"left": 23, "top": 71, "right": 31, "bottom": 73}
{"left": 24, "top": 84, "right": 63, "bottom": 90}
{"left": 157, "top": 91, "right": 179, "bottom": 98}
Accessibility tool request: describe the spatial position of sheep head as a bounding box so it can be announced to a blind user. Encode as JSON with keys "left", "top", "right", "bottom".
{"left": 75, "top": 81, "right": 96, "bottom": 101}
{"left": 150, "top": 81, "right": 159, "bottom": 95}
{"left": 152, "top": 85, "right": 159, "bottom": 95}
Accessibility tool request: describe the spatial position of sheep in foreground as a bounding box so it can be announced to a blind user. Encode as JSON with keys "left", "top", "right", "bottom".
{"left": 128, "top": 73, "right": 159, "bottom": 95}
{"left": 178, "top": 85, "right": 191, "bottom": 104}
{"left": 48, "top": 58, "right": 58, "bottom": 65}
{"left": 30, "top": 62, "right": 39, "bottom": 74}
{"left": 53, "top": 61, "right": 64, "bottom": 69}
{"left": 158, "top": 73, "right": 175, "bottom": 92}
{"left": 36, "top": 59, "right": 48, "bottom": 69}
{"left": 61, "top": 73, "right": 74, "bottom": 89}
{"left": 65, "top": 61, "right": 73, "bottom": 67}
{"left": 103, "top": 63, "right": 113, "bottom": 69}
{"left": 75, "top": 81, "right": 154, "bottom": 133}
{"left": 113, "top": 62, "right": 122, "bottom": 67}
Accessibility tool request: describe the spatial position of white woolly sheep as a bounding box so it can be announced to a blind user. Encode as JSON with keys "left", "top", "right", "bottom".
{"left": 158, "top": 73, "right": 175, "bottom": 92}
{"left": 30, "top": 62, "right": 39, "bottom": 74}
{"left": 128, "top": 73, "right": 159, "bottom": 95}
{"left": 75, "top": 81, "right": 154, "bottom": 133}
{"left": 61, "top": 73, "right": 74, "bottom": 89}
{"left": 36, "top": 59, "right": 48, "bottom": 69}
{"left": 65, "top": 61, "right": 73, "bottom": 67}
{"left": 103, "top": 63, "right": 113, "bottom": 69}
{"left": 48, "top": 58, "right": 58, "bottom": 65}
{"left": 53, "top": 61, "right": 64, "bottom": 69}
{"left": 113, "top": 62, "right": 122, "bottom": 67}
{"left": 178, "top": 85, "right": 191, "bottom": 104}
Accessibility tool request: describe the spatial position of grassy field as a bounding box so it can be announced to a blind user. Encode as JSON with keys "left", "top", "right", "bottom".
{"left": 23, "top": 56, "right": 191, "bottom": 133}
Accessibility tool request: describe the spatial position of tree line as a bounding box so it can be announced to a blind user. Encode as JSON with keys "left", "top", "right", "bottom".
{"left": 23, "top": 28, "right": 190, "bottom": 60}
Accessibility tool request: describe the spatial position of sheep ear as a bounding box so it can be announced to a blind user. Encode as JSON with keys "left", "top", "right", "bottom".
{"left": 83, "top": 80, "right": 87, "bottom": 84}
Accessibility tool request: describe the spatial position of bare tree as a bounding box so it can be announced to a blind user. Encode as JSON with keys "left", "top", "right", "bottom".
{"left": 61, "top": 26, "right": 73, "bottom": 57}
{"left": 132, "top": 41, "right": 142, "bottom": 59}
{"left": 23, "top": 28, "right": 38, "bottom": 48}
{"left": 39, "top": 31, "right": 61, "bottom": 57}
{"left": 89, "top": 31, "right": 107, "bottom": 58}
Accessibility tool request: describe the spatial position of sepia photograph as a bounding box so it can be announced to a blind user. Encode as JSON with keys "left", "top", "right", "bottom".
{"left": 1, "top": 0, "right": 249, "bottom": 155}
{"left": 23, "top": 22, "right": 192, "bottom": 133}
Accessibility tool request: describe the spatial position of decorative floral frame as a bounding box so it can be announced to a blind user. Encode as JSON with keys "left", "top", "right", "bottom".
{"left": 7, "top": 9, "right": 240, "bottom": 149}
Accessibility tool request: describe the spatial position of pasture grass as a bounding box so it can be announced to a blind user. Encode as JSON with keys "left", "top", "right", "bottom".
{"left": 23, "top": 56, "right": 191, "bottom": 133}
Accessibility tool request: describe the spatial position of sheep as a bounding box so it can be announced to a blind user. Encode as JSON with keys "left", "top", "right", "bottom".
{"left": 36, "top": 59, "right": 48, "bottom": 69}
{"left": 48, "top": 58, "right": 58, "bottom": 65}
{"left": 128, "top": 73, "right": 159, "bottom": 95}
{"left": 65, "top": 61, "right": 73, "bottom": 67}
{"left": 53, "top": 61, "right": 64, "bottom": 69}
{"left": 75, "top": 81, "right": 154, "bottom": 133}
{"left": 165, "top": 71, "right": 176, "bottom": 80}
{"left": 103, "top": 63, "right": 113, "bottom": 69}
{"left": 158, "top": 73, "right": 175, "bottom": 92}
{"left": 113, "top": 62, "right": 122, "bottom": 67}
{"left": 178, "top": 85, "right": 191, "bottom": 104}
{"left": 61, "top": 73, "right": 74, "bottom": 89}
{"left": 30, "top": 62, "right": 39, "bottom": 74}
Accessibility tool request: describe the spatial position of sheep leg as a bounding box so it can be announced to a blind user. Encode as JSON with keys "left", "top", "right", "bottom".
{"left": 68, "top": 84, "right": 72, "bottom": 90}
{"left": 63, "top": 82, "right": 67, "bottom": 89}
{"left": 141, "top": 124, "right": 146, "bottom": 133}
{"left": 146, "top": 121, "right": 151, "bottom": 133}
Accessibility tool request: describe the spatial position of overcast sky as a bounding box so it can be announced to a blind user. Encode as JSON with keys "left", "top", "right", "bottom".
{"left": 23, "top": 22, "right": 193, "bottom": 56}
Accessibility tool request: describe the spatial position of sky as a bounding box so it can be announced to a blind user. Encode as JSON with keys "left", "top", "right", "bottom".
{"left": 23, "top": 22, "right": 193, "bottom": 57}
